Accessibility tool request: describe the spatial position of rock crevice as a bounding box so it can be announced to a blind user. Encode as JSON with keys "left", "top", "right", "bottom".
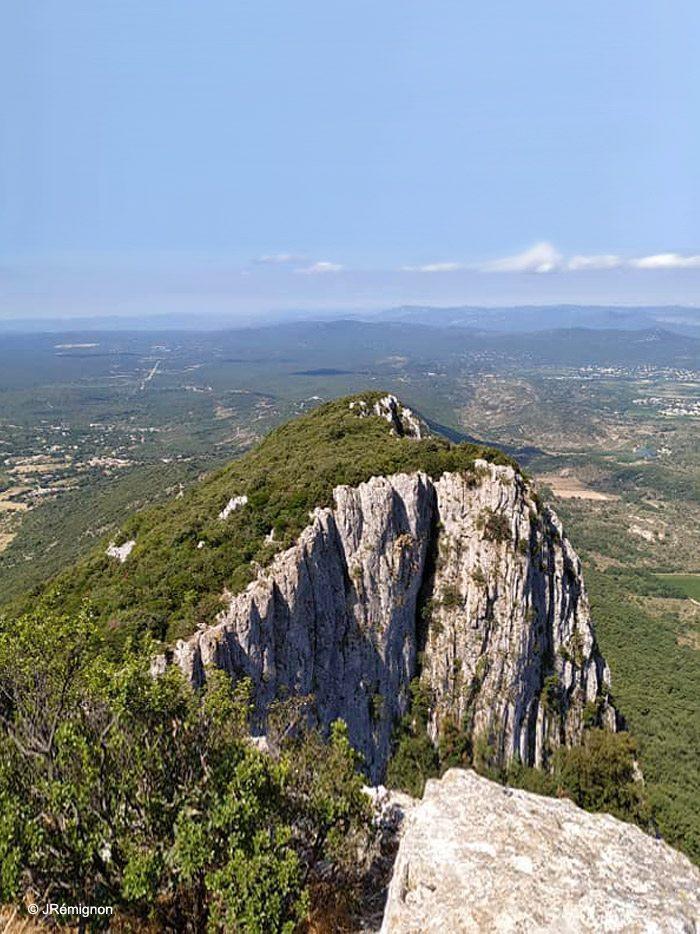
{"left": 157, "top": 461, "right": 617, "bottom": 781}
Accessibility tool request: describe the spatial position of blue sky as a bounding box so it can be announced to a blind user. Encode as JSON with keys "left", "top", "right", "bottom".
{"left": 2, "top": 1, "right": 699, "bottom": 318}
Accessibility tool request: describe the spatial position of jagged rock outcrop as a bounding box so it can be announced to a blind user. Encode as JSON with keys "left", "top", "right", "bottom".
{"left": 155, "top": 460, "right": 617, "bottom": 781}
{"left": 380, "top": 769, "right": 700, "bottom": 933}
{"left": 159, "top": 471, "right": 434, "bottom": 778}
{"left": 349, "top": 394, "right": 425, "bottom": 438}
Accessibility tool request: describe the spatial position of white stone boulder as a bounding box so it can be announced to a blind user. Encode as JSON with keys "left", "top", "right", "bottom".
{"left": 381, "top": 769, "right": 700, "bottom": 933}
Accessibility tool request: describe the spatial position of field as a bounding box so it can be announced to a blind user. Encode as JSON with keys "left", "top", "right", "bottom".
{"left": 656, "top": 574, "right": 700, "bottom": 602}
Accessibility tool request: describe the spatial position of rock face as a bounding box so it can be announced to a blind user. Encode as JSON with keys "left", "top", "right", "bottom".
{"left": 157, "top": 460, "right": 617, "bottom": 781}
{"left": 381, "top": 769, "right": 700, "bottom": 933}
{"left": 425, "top": 463, "right": 616, "bottom": 767}
{"left": 349, "top": 394, "right": 425, "bottom": 438}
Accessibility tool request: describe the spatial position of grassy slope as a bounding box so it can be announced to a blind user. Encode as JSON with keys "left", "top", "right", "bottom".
{"left": 0, "top": 460, "right": 215, "bottom": 605}
{"left": 28, "top": 393, "right": 514, "bottom": 645}
{"left": 586, "top": 568, "right": 700, "bottom": 862}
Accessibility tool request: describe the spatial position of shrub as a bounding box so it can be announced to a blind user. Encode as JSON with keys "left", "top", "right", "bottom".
{"left": 553, "top": 730, "right": 650, "bottom": 825}
{"left": 369, "top": 693, "right": 384, "bottom": 722}
{"left": 478, "top": 508, "right": 511, "bottom": 543}
{"left": 438, "top": 716, "right": 472, "bottom": 770}
{"left": 385, "top": 679, "right": 439, "bottom": 797}
{"left": 440, "top": 585, "right": 462, "bottom": 608}
{"left": 385, "top": 731, "right": 439, "bottom": 798}
{"left": 0, "top": 609, "right": 372, "bottom": 930}
{"left": 541, "top": 674, "right": 561, "bottom": 714}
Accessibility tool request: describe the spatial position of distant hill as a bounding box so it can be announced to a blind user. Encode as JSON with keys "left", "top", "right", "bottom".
{"left": 371, "top": 303, "right": 700, "bottom": 336}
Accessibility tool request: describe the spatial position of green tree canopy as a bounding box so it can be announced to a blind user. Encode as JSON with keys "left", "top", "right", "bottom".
{"left": 0, "top": 608, "right": 371, "bottom": 931}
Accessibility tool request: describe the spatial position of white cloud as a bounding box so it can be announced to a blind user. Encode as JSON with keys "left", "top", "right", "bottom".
{"left": 474, "top": 243, "right": 700, "bottom": 274}
{"left": 295, "top": 261, "right": 344, "bottom": 275}
{"left": 257, "top": 245, "right": 700, "bottom": 278}
{"left": 479, "top": 241, "right": 563, "bottom": 273}
{"left": 629, "top": 252, "right": 700, "bottom": 270}
{"left": 402, "top": 261, "right": 465, "bottom": 273}
{"left": 255, "top": 252, "right": 304, "bottom": 265}
{"left": 567, "top": 254, "right": 622, "bottom": 271}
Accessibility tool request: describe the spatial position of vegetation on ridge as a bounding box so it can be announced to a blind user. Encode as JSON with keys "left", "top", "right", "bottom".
{"left": 20, "top": 393, "right": 515, "bottom": 646}
{"left": 583, "top": 568, "right": 700, "bottom": 864}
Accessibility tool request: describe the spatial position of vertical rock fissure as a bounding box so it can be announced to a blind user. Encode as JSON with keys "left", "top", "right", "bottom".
{"left": 159, "top": 465, "right": 619, "bottom": 780}
{"left": 413, "top": 485, "right": 440, "bottom": 671}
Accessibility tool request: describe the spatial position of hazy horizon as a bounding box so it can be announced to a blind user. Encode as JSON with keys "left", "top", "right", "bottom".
{"left": 2, "top": 302, "right": 700, "bottom": 337}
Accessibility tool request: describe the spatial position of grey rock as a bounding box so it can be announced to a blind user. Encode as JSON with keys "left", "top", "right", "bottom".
{"left": 381, "top": 768, "right": 700, "bottom": 933}
{"left": 157, "top": 462, "right": 617, "bottom": 781}
{"left": 427, "top": 463, "right": 616, "bottom": 768}
{"left": 106, "top": 539, "right": 135, "bottom": 563}
{"left": 350, "top": 394, "right": 425, "bottom": 438}
{"left": 218, "top": 493, "right": 248, "bottom": 520}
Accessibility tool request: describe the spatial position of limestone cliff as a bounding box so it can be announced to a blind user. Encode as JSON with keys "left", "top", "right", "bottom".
{"left": 380, "top": 769, "right": 700, "bottom": 933}
{"left": 155, "top": 458, "right": 617, "bottom": 781}
{"left": 425, "top": 462, "right": 616, "bottom": 767}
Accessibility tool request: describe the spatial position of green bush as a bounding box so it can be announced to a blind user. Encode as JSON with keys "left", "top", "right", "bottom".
{"left": 440, "top": 585, "right": 462, "bottom": 608}
{"left": 385, "top": 679, "right": 439, "bottom": 797}
{"left": 541, "top": 674, "right": 561, "bottom": 714}
{"left": 369, "top": 693, "right": 384, "bottom": 722}
{"left": 553, "top": 730, "right": 650, "bottom": 825}
{"left": 385, "top": 731, "right": 439, "bottom": 798}
{"left": 479, "top": 509, "right": 511, "bottom": 543}
{"left": 437, "top": 716, "right": 472, "bottom": 770}
{"left": 0, "top": 608, "right": 371, "bottom": 930}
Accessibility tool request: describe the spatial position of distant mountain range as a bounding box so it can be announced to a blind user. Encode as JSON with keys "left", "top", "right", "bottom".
{"left": 1, "top": 304, "right": 699, "bottom": 336}
{"left": 368, "top": 304, "right": 700, "bottom": 336}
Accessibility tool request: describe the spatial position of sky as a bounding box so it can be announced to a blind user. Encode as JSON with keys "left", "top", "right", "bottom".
{"left": 2, "top": 0, "right": 700, "bottom": 320}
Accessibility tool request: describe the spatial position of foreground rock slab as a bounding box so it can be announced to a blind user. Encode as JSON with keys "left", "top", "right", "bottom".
{"left": 381, "top": 769, "right": 700, "bottom": 933}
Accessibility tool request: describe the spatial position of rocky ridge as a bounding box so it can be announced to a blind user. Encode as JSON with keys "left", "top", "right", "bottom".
{"left": 155, "top": 456, "right": 617, "bottom": 781}
{"left": 380, "top": 768, "right": 700, "bottom": 933}
{"left": 350, "top": 393, "right": 426, "bottom": 439}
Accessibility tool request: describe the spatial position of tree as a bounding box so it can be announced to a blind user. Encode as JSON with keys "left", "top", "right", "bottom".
{"left": 0, "top": 608, "right": 371, "bottom": 930}
{"left": 553, "top": 729, "right": 650, "bottom": 824}
{"left": 386, "top": 679, "right": 439, "bottom": 797}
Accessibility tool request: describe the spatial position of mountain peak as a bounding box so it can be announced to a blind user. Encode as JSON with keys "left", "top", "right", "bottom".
{"left": 348, "top": 392, "right": 426, "bottom": 438}
{"left": 158, "top": 460, "right": 618, "bottom": 782}
{"left": 37, "top": 393, "right": 514, "bottom": 645}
